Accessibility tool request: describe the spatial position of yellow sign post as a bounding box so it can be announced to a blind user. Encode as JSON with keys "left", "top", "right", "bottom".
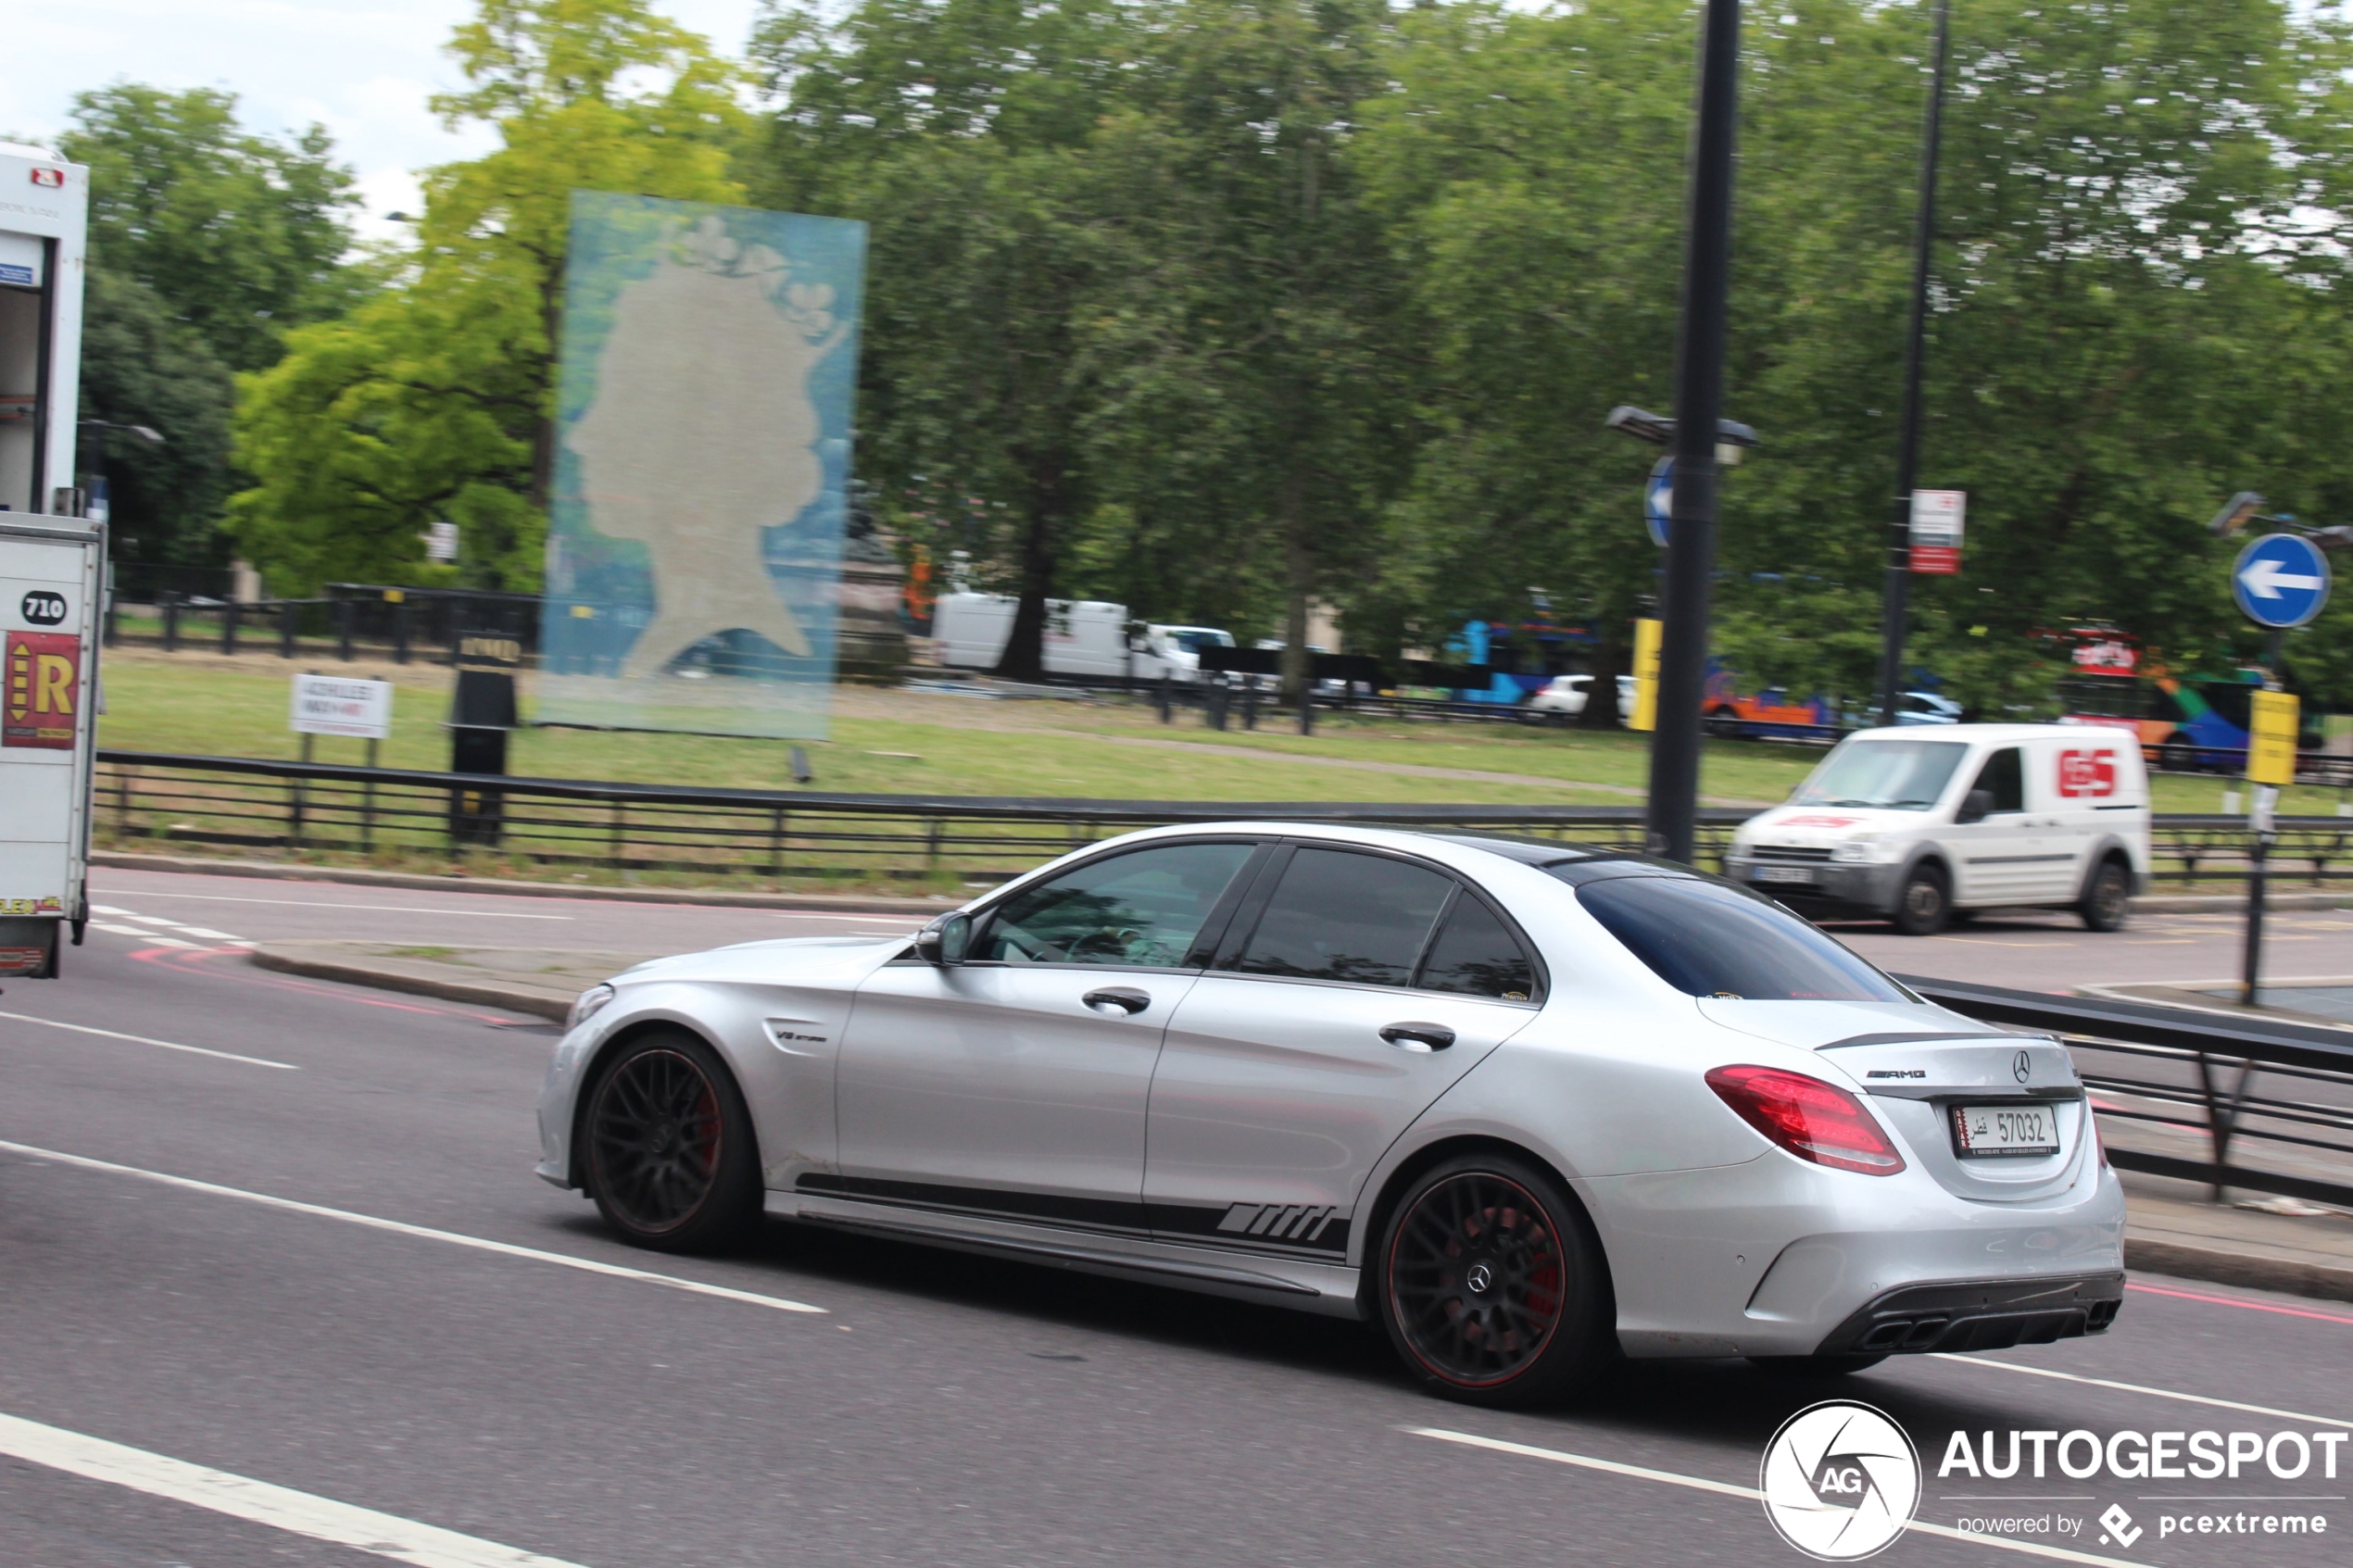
{"left": 1629, "top": 618, "right": 1663, "bottom": 733}
{"left": 2247, "top": 689, "right": 2299, "bottom": 789}
{"left": 2241, "top": 687, "right": 2300, "bottom": 1008}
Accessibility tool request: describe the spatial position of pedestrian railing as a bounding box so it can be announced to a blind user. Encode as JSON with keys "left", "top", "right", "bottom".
{"left": 1902, "top": 976, "right": 2353, "bottom": 1210}
{"left": 89, "top": 751, "right": 2353, "bottom": 890}
{"left": 93, "top": 751, "right": 1743, "bottom": 881}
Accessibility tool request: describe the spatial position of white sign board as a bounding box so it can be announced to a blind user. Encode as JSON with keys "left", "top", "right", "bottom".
{"left": 1908, "top": 489, "right": 1967, "bottom": 545}
{"left": 290, "top": 674, "right": 393, "bottom": 739}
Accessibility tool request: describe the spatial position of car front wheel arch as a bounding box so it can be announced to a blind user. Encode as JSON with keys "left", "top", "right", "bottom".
{"left": 567, "top": 1018, "right": 759, "bottom": 1190}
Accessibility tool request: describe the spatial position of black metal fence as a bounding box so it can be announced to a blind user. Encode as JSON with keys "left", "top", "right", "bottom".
{"left": 88, "top": 749, "right": 2353, "bottom": 889}
{"left": 94, "top": 751, "right": 1710, "bottom": 881}
{"left": 106, "top": 591, "right": 537, "bottom": 667}
{"left": 1906, "top": 976, "right": 2353, "bottom": 1209}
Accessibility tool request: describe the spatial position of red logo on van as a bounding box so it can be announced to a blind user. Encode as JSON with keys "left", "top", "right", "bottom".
{"left": 2057, "top": 748, "right": 2118, "bottom": 798}
{"left": 28, "top": 168, "right": 64, "bottom": 189}
{"left": 1777, "top": 814, "right": 1862, "bottom": 828}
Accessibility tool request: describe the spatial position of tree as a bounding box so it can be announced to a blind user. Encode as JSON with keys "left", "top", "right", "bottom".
{"left": 60, "top": 84, "right": 360, "bottom": 567}
{"left": 751, "top": 0, "right": 1147, "bottom": 680}
{"left": 74, "top": 272, "right": 235, "bottom": 567}
{"left": 1356, "top": 0, "right": 2353, "bottom": 730}
{"left": 63, "top": 85, "right": 363, "bottom": 373}
{"left": 1088, "top": 0, "right": 1412, "bottom": 699}
{"left": 230, "top": 0, "right": 746, "bottom": 592}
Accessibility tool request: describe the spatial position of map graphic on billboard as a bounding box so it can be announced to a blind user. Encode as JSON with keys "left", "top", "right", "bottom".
{"left": 537, "top": 192, "right": 866, "bottom": 738}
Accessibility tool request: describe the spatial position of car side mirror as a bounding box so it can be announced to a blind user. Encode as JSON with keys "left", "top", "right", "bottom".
{"left": 1956, "top": 788, "right": 1994, "bottom": 825}
{"left": 914, "top": 912, "right": 973, "bottom": 967}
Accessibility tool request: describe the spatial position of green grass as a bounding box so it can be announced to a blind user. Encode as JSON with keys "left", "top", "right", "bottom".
{"left": 93, "top": 646, "right": 2353, "bottom": 816}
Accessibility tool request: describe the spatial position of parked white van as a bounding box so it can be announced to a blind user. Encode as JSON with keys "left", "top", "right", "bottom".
{"left": 931, "top": 593, "right": 1223, "bottom": 682}
{"left": 1725, "top": 724, "right": 2151, "bottom": 935}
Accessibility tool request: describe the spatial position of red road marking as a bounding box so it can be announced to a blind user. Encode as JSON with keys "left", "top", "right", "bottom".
{"left": 2128, "top": 1280, "right": 2353, "bottom": 1325}
{"left": 124, "top": 945, "right": 517, "bottom": 1023}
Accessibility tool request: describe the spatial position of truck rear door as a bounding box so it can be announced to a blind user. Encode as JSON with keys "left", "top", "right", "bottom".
{"left": 1, "top": 516, "right": 100, "bottom": 978}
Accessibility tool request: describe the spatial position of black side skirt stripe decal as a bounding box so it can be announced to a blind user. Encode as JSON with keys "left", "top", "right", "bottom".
{"left": 796, "top": 1174, "right": 1350, "bottom": 1256}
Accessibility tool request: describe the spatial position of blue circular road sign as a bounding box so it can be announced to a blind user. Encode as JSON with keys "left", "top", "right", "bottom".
{"left": 1644, "top": 457, "right": 1674, "bottom": 548}
{"left": 2233, "top": 532, "right": 2332, "bottom": 629}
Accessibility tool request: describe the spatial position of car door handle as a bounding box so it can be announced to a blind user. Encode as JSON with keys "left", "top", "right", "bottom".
{"left": 1380, "top": 1022, "right": 1456, "bottom": 1053}
{"left": 1083, "top": 987, "right": 1151, "bottom": 1016}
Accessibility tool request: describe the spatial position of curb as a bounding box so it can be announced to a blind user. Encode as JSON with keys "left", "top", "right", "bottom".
{"left": 2131, "top": 891, "right": 2353, "bottom": 913}
{"left": 248, "top": 945, "right": 576, "bottom": 1022}
{"left": 94, "top": 851, "right": 954, "bottom": 916}
{"left": 2125, "top": 1236, "right": 2353, "bottom": 1305}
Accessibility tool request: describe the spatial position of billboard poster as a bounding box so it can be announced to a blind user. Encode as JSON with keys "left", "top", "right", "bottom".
{"left": 536, "top": 192, "right": 867, "bottom": 738}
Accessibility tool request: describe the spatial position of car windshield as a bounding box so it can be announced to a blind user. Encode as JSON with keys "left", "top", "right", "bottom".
{"left": 1164, "top": 628, "right": 1234, "bottom": 653}
{"left": 1571, "top": 875, "right": 1910, "bottom": 1002}
{"left": 1792, "top": 738, "right": 1967, "bottom": 810}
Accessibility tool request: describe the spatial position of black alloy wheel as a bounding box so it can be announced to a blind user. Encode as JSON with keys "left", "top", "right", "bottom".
{"left": 1376, "top": 1154, "right": 1614, "bottom": 1407}
{"left": 1892, "top": 864, "right": 1950, "bottom": 936}
{"left": 585, "top": 1031, "right": 760, "bottom": 1252}
{"left": 2080, "top": 857, "right": 2133, "bottom": 933}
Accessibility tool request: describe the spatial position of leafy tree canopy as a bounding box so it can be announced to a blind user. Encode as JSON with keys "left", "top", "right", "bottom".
{"left": 229, "top": 0, "right": 746, "bottom": 594}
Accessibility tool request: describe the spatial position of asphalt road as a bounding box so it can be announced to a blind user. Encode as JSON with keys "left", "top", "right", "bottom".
{"left": 0, "top": 868, "right": 2347, "bottom": 1567}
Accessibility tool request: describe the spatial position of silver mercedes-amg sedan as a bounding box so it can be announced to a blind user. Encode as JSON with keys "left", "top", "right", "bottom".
{"left": 535, "top": 823, "right": 2125, "bottom": 1406}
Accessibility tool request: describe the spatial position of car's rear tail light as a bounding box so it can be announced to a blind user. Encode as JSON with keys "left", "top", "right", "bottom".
{"left": 2090, "top": 1106, "right": 2110, "bottom": 1168}
{"left": 1705, "top": 1064, "right": 1906, "bottom": 1175}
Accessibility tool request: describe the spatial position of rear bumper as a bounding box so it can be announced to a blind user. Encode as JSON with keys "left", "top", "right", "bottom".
{"left": 1814, "top": 1271, "right": 2124, "bottom": 1357}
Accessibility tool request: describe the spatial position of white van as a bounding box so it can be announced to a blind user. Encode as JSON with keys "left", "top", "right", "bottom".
{"left": 930, "top": 593, "right": 1218, "bottom": 682}
{"left": 1725, "top": 723, "right": 2151, "bottom": 935}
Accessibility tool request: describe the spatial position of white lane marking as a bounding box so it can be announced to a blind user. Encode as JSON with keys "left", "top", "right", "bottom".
{"left": 1937, "top": 1353, "right": 2352, "bottom": 1428}
{"left": 0, "top": 1010, "right": 299, "bottom": 1071}
{"left": 174, "top": 927, "right": 245, "bottom": 941}
{"left": 133, "top": 935, "right": 199, "bottom": 949}
{"left": 1405, "top": 1427, "right": 2143, "bottom": 1568}
{"left": 93, "top": 890, "right": 573, "bottom": 920}
{"left": 0, "top": 1138, "right": 827, "bottom": 1316}
{"left": 90, "top": 922, "right": 157, "bottom": 936}
{"left": 0, "top": 1410, "right": 588, "bottom": 1568}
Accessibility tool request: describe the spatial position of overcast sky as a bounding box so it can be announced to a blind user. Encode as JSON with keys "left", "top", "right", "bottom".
{"left": 2, "top": 0, "right": 769, "bottom": 243}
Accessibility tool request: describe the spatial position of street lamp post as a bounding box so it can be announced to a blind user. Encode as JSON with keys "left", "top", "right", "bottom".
{"left": 1873, "top": 0, "right": 1956, "bottom": 726}
{"left": 1645, "top": 0, "right": 1744, "bottom": 864}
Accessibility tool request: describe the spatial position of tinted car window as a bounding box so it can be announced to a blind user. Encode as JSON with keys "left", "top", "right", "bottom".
{"left": 1967, "top": 747, "right": 2024, "bottom": 813}
{"left": 1416, "top": 897, "right": 1537, "bottom": 1001}
{"left": 1235, "top": 848, "right": 1453, "bottom": 987}
{"left": 980, "top": 842, "right": 1253, "bottom": 967}
{"left": 1572, "top": 875, "right": 1908, "bottom": 1002}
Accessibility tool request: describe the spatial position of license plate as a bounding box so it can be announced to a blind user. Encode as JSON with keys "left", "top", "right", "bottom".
{"left": 1952, "top": 1103, "right": 2060, "bottom": 1158}
{"left": 1754, "top": 865, "right": 1817, "bottom": 885}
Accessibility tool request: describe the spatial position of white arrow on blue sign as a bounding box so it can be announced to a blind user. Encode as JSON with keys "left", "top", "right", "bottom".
{"left": 1645, "top": 457, "right": 1674, "bottom": 548}
{"left": 2233, "top": 532, "right": 2332, "bottom": 629}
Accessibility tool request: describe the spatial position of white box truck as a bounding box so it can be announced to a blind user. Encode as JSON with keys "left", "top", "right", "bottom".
{"left": 931, "top": 592, "right": 1228, "bottom": 682}
{"left": 1, "top": 514, "right": 102, "bottom": 977}
{"left": 0, "top": 144, "right": 89, "bottom": 517}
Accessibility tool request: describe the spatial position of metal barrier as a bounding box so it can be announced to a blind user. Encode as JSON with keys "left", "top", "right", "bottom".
{"left": 90, "top": 750, "right": 2353, "bottom": 890}
{"left": 94, "top": 750, "right": 1750, "bottom": 880}
{"left": 1901, "top": 976, "right": 2353, "bottom": 1209}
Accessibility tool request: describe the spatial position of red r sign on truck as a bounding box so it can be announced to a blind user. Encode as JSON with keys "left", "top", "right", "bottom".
{"left": 0, "top": 515, "right": 103, "bottom": 978}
